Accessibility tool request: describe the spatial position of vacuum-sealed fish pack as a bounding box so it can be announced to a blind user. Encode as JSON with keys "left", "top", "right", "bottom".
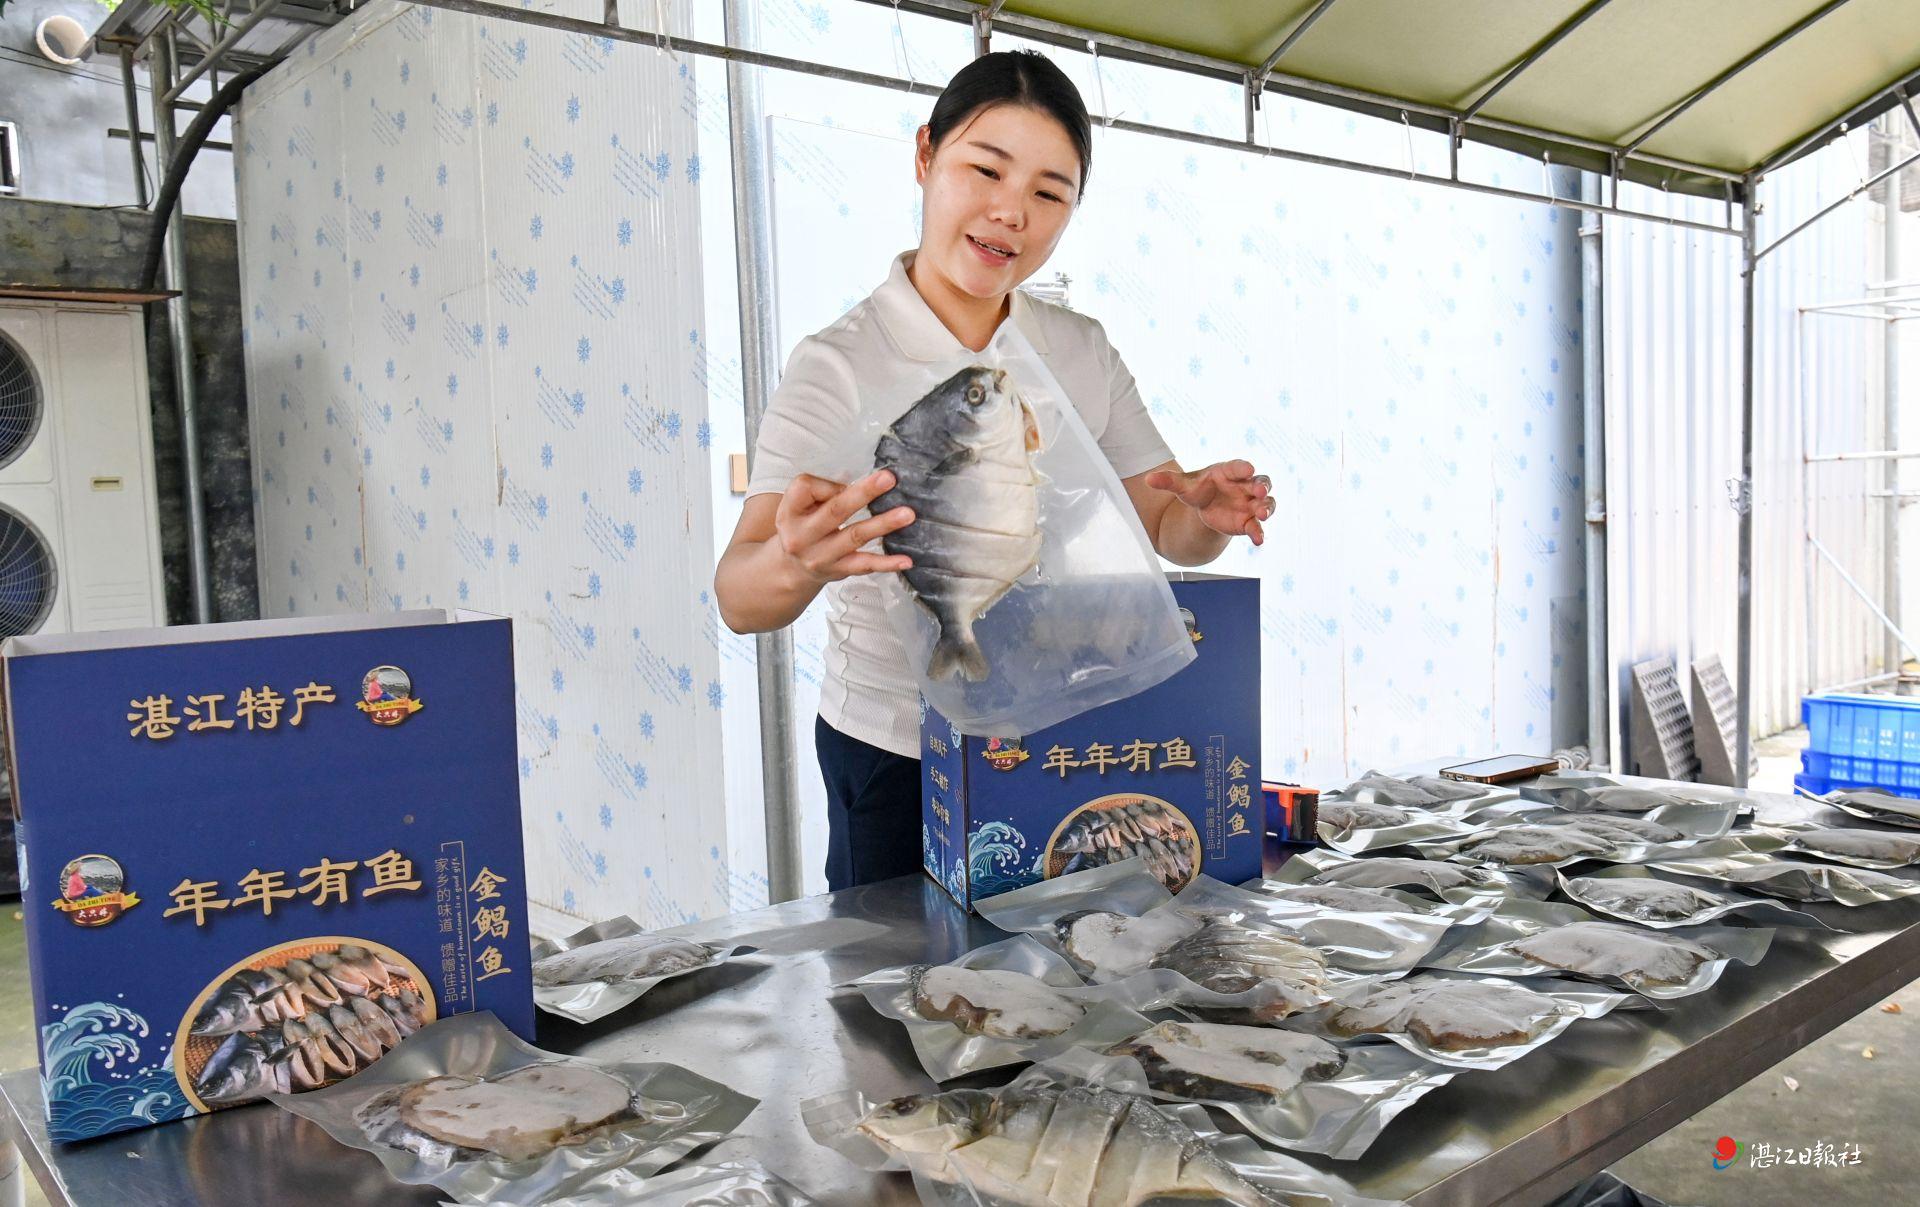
{"left": 1555, "top": 866, "right": 1829, "bottom": 930}
{"left": 542, "top": 1159, "right": 816, "bottom": 1206}
{"left": 1743, "top": 824, "right": 1920, "bottom": 870}
{"left": 1276, "top": 971, "right": 1631, "bottom": 1071}
{"left": 1807, "top": 787, "right": 1920, "bottom": 830}
{"left": 1315, "top": 799, "right": 1494, "bottom": 856}
{"left": 1244, "top": 877, "right": 1497, "bottom": 928}
{"left": 1418, "top": 898, "right": 1772, "bottom": 1001}
{"left": 802, "top": 1055, "right": 1401, "bottom": 1206}
{"left": 844, "top": 935, "right": 1152, "bottom": 1082}
{"left": 1088, "top": 1021, "right": 1455, "bottom": 1159}
{"left": 867, "top": 330, "right": 1195, "bottom": 736}
{"left": 529, "top": 917, "right": 747, "bottom": 1024}
{"left": 1517, "top": 775, "right": 1746, "bottom": 822}
{"left": 271, "top": 1012, "right": 756, "bottom": 1204}
{"left": 1648, "top": 852, "right": 1920, "bottom": 906}
{"left": 1413, "top": 802, "right": 1745, "bottom": 871}
{"left": 1327, "top": 771, "right": 1498, "bottom": 809}
{"left": 1271, "top": 848, "right": 1549, "bottom": 906}
{"left": 976, "top": 866, "right": 1427, "bottom": 1016}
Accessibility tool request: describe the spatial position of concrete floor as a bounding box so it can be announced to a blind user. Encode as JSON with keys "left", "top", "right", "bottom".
{"left": 0, "top": 729, "right": 1906, "bottom": 1206}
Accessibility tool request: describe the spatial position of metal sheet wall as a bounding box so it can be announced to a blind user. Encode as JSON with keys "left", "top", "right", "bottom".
{"left": 1604, "top": 143, "right": 1882, "bottom": 768}
{"left": 236, "top": 0, "right": 732, "bottom": 937}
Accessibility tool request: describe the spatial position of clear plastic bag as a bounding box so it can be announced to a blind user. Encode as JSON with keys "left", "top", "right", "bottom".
{"left": 269, "top": 1012, "right": 757, "bottom": 1204}
{"left": 868, "top": 328, "right": 1194, "bottom": 736}
{"left": 1271, "top": 847, "right": 1550, "bottom": 905}
{"left": 1648, "top": 851, "right": 1920, "bottom": 905}
{"left": 530, "top": 916, "right": 748, "bottom": 1025}
{"left": 802, "top": 1054, "right": 1402, "bottom": 1205}
{"left": 1418, "top": 898, "right": 1772, "bottom": 1001}
{"left": 842, "top": 935, "right": 1153, "bottom": 1082}
{"left": 539, "top": 1159, "right": 816, "bottom": 1206}
{"left": 1276, "top": 971, "right": 1632, "bottom": 1071}
{"left": 1555, "top": 866, "right": 1829, "bottom": 930}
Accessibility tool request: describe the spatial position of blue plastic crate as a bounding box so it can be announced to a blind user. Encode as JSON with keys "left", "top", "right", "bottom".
{"left": 1797, "top": 750, "right": 1920, "bottom": 797}
{"left": 1801, "top": 692, "right": 1920, "bottom": 763}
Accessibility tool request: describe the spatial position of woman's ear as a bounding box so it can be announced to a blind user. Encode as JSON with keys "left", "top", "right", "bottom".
{"left": 914, "top": 125, "right": 934, "bottom": 185}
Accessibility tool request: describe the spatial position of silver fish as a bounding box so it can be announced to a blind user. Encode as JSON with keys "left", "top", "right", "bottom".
{"left": 195, "top": 1031, "right": 291, "bottom": 1103}
{"left": 875, "top": 366, "right": 1041, "bottom": 682}
{"left": 856, "top": 1083, "right": 1273, "bottom": 1205}
{"left": 328, "top": 1003, "right": 386, "bottom": 1064}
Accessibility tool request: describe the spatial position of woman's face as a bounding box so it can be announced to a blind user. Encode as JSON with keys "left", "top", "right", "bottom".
{"left": 915, "top": 103, "right": 1081, "bottom": 301}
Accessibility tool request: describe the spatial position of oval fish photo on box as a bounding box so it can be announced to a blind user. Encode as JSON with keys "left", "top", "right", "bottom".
{"left": 175, "top": 938, "right": 437, "bottom": 1113}
{"left": 1044, "top": 793, "right": 1201, "bottom": 891}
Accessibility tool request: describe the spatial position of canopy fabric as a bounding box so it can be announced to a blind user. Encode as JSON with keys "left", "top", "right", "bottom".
{"left": 989, "top": 0, "right": 1920, "bottom": 195}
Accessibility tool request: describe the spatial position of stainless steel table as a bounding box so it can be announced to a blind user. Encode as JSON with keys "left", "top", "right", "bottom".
{"left": 2, "top": 787, "right": 1917, "bottom": 1206}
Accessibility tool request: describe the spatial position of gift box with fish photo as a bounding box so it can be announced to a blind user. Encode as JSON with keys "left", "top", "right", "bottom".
{"left": 920, "top": 574, "right": 1260, "bottom": 910}
{"left": 1, "top": 610, "right": 533, "bottom": 1143}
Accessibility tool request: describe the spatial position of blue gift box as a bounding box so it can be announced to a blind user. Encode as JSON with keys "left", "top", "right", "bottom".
{"left": 921, "top": 574, "right": 1262, "bottom": 910}
{"left": 1, "top": 610, "right": 533, "bottom": 1142}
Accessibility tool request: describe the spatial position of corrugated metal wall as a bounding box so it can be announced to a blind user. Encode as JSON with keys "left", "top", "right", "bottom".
{"left": 1604, "top": 140, "right": 1883, "bottom": 767}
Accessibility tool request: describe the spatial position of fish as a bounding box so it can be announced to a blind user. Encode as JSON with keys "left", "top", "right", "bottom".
{"left": 1455, "top": 825, "right": 1613, "bottom": 866}
{"left": 328, "top": 1003, "right": 386, "bottom": 1064}
{"left": 908, "top": 965, "right": 1086, "bottom": 1039}
{"left": 359, "top": 1064, "right": 637, "bottom": 1163}
{"left": 532, "top": 933, "right": 719, "bottom": 987}
{"left": 1783, "top": 828, "right": 1920, "bottom": 866}
{"left": 1540, "top": 814, "right": 1685, "bottom": 845}
{"left": 309, "top": 950, "right": 374, "bottom": 998}
{"left": 279, "top": 1019, "right": 327, "bottom": 1090}
{"left": 1509, "top": 921, "right": 1715, "bottom": 988}
{"left": 1564, "top": 875, "right": 1724, "bottom": 923}
{"left": 1152, "top": 918, "right": 1331, "bottom": 1022}
{"left": 381, "top": 986, "right": 429, "bottom": 1036}
{"left": 285, "top": 957, "right": 345, "bottom": 1008}
{"left": 1107, "top": 1021, "right": 1346, "bottom": 1102}
{"left": 258, "top": 964, "right": 310, "bottom": 1021}
{"left": 1054, "top": 909, "right": 1204, "bottom": 980}
{"left": 873, "top": 366, "right": 1042, "bottom": 682}
{"left": 854, "top": 1082, "right": 1275, "bottom": 1205}
{"left": 299, "top": 1009, "right": 358, "bottom": 1077}
{"left": 1249, "top": 881, "right": 1423, "bottom": 915}
{"left": 351, "top": 994, "right": 405, "bottom": 1051}
{"left": 1325, "top": 977, "right": 1564, "bottom": 1050}
{"left": 194, "top": 1031, "right": 291, "bottom": 1103}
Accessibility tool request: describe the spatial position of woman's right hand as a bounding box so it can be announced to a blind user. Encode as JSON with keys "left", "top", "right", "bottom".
{"left": 774, "top": 469, "right": 916, "bottom": 585}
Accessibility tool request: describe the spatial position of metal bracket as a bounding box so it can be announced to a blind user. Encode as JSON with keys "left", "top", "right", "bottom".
{"left": 1725, "top": 476, "right": 1753, "bottom": 515}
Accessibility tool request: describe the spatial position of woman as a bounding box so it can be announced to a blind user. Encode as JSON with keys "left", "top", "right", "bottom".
{"left": 715, "top": 50, "right": 1272, "bottom": 892}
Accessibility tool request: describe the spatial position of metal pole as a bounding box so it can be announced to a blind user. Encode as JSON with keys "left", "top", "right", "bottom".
{"left": 120, "top": 47, "right": 150, "bottom": 207}
{"left": 725, "top": 0, "right": 803, "bottom": 904}
{"left": 1885, "top": 145, "right": 1903, "bottom": 677}
{"left": 397, "top": 0, "right": 1744, "bottom": 237}
{"left": 162, "top": 0, "right": 287, "bottom": 104}
{"left": 1737, "top": 184, "right": 1758, "bottom": 786}
{"left": 1810, "top": 534, "right": 1920, "bottom": 662}
{"left": 152, "top": 31, "right": 215, "bottom": 624}
{"left": 1802, "top": 310, "right": 1819, "bottom": 704}
{"left": 1579, "top": 173, "right": 1610, "bottom": 770}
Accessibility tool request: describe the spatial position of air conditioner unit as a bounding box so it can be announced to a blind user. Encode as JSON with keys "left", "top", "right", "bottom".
{"left": 0, "top": 299, "right": 166, "bottom": 637}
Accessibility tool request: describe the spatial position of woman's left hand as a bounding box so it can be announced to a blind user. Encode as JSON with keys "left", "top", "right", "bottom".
{"left": 1144, "top": 460, "right": 1275, "bottom": 546}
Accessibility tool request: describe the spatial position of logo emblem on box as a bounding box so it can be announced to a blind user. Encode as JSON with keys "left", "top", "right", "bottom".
{"left": 357, "top": 665, "right": 424, "bottom": 726}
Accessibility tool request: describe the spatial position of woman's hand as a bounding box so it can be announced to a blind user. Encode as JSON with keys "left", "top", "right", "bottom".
{"left": 1143, "top": 460, "right": 1275, "bottom": 546}
{"left": 773, "top": 469, "right": 916, "bottom": 584}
